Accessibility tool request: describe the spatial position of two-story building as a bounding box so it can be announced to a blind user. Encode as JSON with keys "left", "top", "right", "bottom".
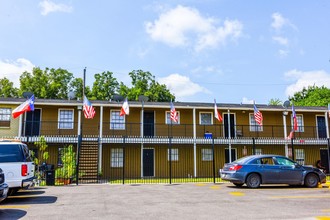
{"left": 0, "top": 97, "right": 329, "bottom": 183}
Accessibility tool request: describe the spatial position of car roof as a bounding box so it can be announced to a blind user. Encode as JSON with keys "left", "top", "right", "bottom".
{"left": 0, "top": 139, "right": 23, "bottom": 145}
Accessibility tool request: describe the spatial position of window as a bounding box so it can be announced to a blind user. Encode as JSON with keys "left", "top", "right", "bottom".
{"left": 249, "top": 113, "right": 263, "bottom": 132}
{"left": 165, "top": 111, "right": 180, "bottom": 124}
{"left": 167, "top": 148, "right": 179, "bottom": 161}
{"left": 295, "top": 149, "right": 305, "bottom": 165}
{"left": 58, "top": 109, "right": 74, "bottom": 129}
{"left": 202, "top": 148, "right": 213, "bottom": 161}
{"left": 110, "top": 110, "right": 125, "bottom": 130}
{"left": 292, "top": 115, "right": 304, "bottom": 132}
{"left": 0, "top": 108, "right": 11, "bottom": 127}
{"left": 200, "top": 112, "right": 212, "bottom": 125}
{"left": 255, "top": 149, "right": 262, "bottom": 155}
{"left": 111, "top": 148, "right": 123, "bottom": 167}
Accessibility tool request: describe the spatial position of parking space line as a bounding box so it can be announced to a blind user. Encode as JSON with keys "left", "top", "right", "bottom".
{"left": 315, "top": 217, "right": 330, "bottom": 220}
{"left": 321, "top": 209, "right": 330, "bottom": 213}
{"left": 0, "top": 205, "right": 30, "bottom": 209}
{"left": 229, "top": 192, "right": 245, "bottom": 196}
{"left": 210, "top": 185, "right": 220, "bottom": 190}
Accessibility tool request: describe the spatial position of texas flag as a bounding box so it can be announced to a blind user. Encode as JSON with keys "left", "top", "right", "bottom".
{"left": 214, "top": 99, "right": 222, "bottom": 122}
{"left": 120, "top": 98, "right": 129, "bottom": 116}
{"left": 12, "top": 95, "right": 35, "bottom": 119}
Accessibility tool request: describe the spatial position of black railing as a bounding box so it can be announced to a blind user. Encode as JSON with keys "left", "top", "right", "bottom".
{"left": 21, "top": 120, "right": 327, "bottom": 139}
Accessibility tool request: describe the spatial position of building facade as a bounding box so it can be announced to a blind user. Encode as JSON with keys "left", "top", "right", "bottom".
{"left": 0, "top": 98, "right": 329, "bottom": 183}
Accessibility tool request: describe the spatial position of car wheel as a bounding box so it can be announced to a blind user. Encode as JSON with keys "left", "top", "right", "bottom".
{"left": 304, "top": 173, "right": 319, "bottom": 188}
{"left": 233, "top": 183, "right": 244, "bottom": 187}
{"left": 246, "top": 173, "right": 261, "bottom": 188}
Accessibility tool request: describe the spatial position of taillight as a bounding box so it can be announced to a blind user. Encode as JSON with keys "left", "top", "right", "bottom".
{"left": 229, "top": 164, "right": 243, "bottom": 171}
{"left": 21, "top": 164, "right": 28, "bottom": 176}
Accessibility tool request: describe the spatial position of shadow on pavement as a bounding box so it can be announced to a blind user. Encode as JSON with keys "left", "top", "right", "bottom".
{"left": 0, "top": 209, "right": 27, "bottom": 219}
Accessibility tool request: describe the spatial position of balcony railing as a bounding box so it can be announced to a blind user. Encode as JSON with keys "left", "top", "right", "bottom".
{"left": 20, "top": 121, "right": 327, "bottom": 140}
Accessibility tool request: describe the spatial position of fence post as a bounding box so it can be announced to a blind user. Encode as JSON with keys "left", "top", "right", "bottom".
{"left": 122, "top": 136, "right": 126, "bottom": 185}
{"left": 291, "top": 137, "right": 295, "bottom": 161}
{"left": 252, "top": 138, "right": 256, "bottom": 155}
{"left": 212, "top": 137, "right": 216, "bottom": 184}
{"left": 169, "top": 136, "right": 172, "bottom": 184}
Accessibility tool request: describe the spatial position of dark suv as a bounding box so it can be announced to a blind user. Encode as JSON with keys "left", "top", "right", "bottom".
{"left": 0, "top": 140, "right": 35, "bottom": 195}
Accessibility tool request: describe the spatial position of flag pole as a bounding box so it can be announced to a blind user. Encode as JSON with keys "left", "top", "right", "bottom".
{"left": 76, "top": 67, "right": 86, "bottom": 185}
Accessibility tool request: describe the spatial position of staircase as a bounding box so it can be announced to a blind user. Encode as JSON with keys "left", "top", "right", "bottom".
{"left": 79, "top": 141, "right": 99, "bottom": 183}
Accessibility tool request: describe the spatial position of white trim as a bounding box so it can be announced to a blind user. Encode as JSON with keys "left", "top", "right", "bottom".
{"left": 199, "top": 111, "right": 213, "bottom": 125}
{"left": 58, "top": 108, "right": 74, "bottom": 129}
{"left": 110, "top": 109, "right": 125, "bottom": 130}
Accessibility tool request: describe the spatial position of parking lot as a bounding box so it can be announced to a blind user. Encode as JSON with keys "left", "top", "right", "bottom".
{"left": 0, "top": 182, "right": 330, "bottom": 220}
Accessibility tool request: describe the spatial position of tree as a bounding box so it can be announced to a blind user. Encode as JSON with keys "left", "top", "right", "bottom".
{"left": 268, "top": 98, "right": 282, "bottom": 106}
{"left": 119, "top": 70, "right": 175, "bottom": 101}
{"left": 91, "top": 71, "right": 119, "bottom": 100}
{"left": 0, "top": 77, "right": 19, "bottom": 97}
{"left": 70, "top": 77, "right": 91, "bottom": 99}
{"left": 289, "top": 85, "right": 330, "bottom": 106}
{"left": 19, "top": 67, "right": 75, "bottom": 99}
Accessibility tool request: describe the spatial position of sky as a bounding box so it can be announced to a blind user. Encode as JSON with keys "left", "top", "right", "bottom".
{"left": 0, "top": 0, "right": 330, "bottom": 104}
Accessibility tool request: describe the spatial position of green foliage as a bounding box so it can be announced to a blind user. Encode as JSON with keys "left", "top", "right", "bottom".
{"left": 92, "top": 71, "right": 119, "bottom": 100}
{"left": 3, "top": 68, "right": 175, "bottom": 101}
{"left": 289, "top": 85, "right": 330, "bottom": 106}
{"left": 0, "top": 77, "right": 19, "bottom": 97}
{"left": 55, "top": 145, "right": 76, "bottom": 179}
{"left": 70, "top": 77, "right": 91, "bottom": 99}
{"left": 268, "top": 98, "right": 282, "bottom": 106}
{"left": 33, "top": 136, "right": 49, "bottom": 166}
{"left": 119, "top": 70, "right": 175, "bottom": 101}
{"left": 19, "top": 67, "right": 75, "bottom": 99}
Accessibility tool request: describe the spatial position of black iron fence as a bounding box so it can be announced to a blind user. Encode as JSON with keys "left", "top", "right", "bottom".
{"left": 22, "top": 120, "right": 326, "bottom": 139}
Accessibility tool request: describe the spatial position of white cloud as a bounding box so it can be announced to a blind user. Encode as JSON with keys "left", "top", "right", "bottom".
{"left": 158, "top": 73, "right": 210, "bottom": 100}
{"left": 39, "top": 0, "right": 73, "bottom": 16}
{"left": 241, "top": 97, "right": 254, "bottom": 104}
{"left": 284, "top": 69, "right": 330, "bottom": 97}
{"left": 271, "top": 13, "right": 287, "bottom": 31}
{"left": 272, "top": 36, "right": 288, "bottom": 46}
{"left": 0, "top": 58, "right": 35, "bottom": 87}
{"left": 278, "top": 49, "right": 290, "bottom": 58}
{"left": 145, "top": 5, "right": 243, "bottom": 51}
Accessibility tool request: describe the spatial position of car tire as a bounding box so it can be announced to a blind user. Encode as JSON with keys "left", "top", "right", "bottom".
{"left": 8, "top": 188, "right": 18, "bottom": 196}
{"left": 246, "top": 173, "right": 261, "bottom": 188}
{"left": 233, "top": 183, "right": 244, "bottom": 187}
{"left": 304, "top": 173, "right": 319, "bottom": 188}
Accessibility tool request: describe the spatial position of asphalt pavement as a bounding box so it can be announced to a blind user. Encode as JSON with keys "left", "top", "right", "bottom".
{"left": 0, "top": 182, "right": 330, "bottom": 220}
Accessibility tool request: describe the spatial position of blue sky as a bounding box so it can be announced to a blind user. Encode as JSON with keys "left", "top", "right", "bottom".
{"left": 0, "top": 0, "right": 330, "bottom": 104}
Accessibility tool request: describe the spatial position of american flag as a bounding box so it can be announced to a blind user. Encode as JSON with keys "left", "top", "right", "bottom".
{"left": 292, "top": 103, "right": 298, "bottom": 131}
{"left": 170, "top": 101, "right": 178, "bottom": 123}
{"left": 253, "top": 104, "right": 263, "bottom": 125}
{"left": 83, "top": 95, "right": 96, "bottom": 119}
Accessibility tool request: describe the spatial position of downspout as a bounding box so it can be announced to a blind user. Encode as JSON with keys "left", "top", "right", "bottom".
{"left": 98, "top": 106, "right": 103, "bottom": 174}
{"left": 227, "top": 109, "right": 232, "bottom": 163}
{"left": 325, "top": 111, "right": 329, "bottom": 139}
{"left": 193, "top": 107, "right": 197, "bottom": 177}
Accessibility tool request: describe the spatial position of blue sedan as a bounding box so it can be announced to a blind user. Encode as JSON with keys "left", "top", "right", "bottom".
{"left": 221, "top": 154, "right": 327, "bottom": 188}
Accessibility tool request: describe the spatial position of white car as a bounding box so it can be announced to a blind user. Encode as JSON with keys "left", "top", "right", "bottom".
{"left": 0, "top": 140, "right": 35, "bottom": 195}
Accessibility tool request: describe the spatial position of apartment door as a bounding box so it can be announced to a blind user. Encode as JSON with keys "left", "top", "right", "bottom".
{"left": 316, "top": 116, "right": 327, "bottom": 138}
{"left": 144, "top": 111, "right": 154, "bottom": 137}
{"left": 320, "top": 149, "right": 329, "bottom": 172}
{"left": 143, "top": 149, "right": 154, "bottom": 177}
{"left": 24, "top": 109, "right": 41, "bottom": 136}
{"left": 225, "top": 148, "right": 237, "bottom": 163}
{"left": 223, "top": 113, "right": 235, "bottom": 138}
